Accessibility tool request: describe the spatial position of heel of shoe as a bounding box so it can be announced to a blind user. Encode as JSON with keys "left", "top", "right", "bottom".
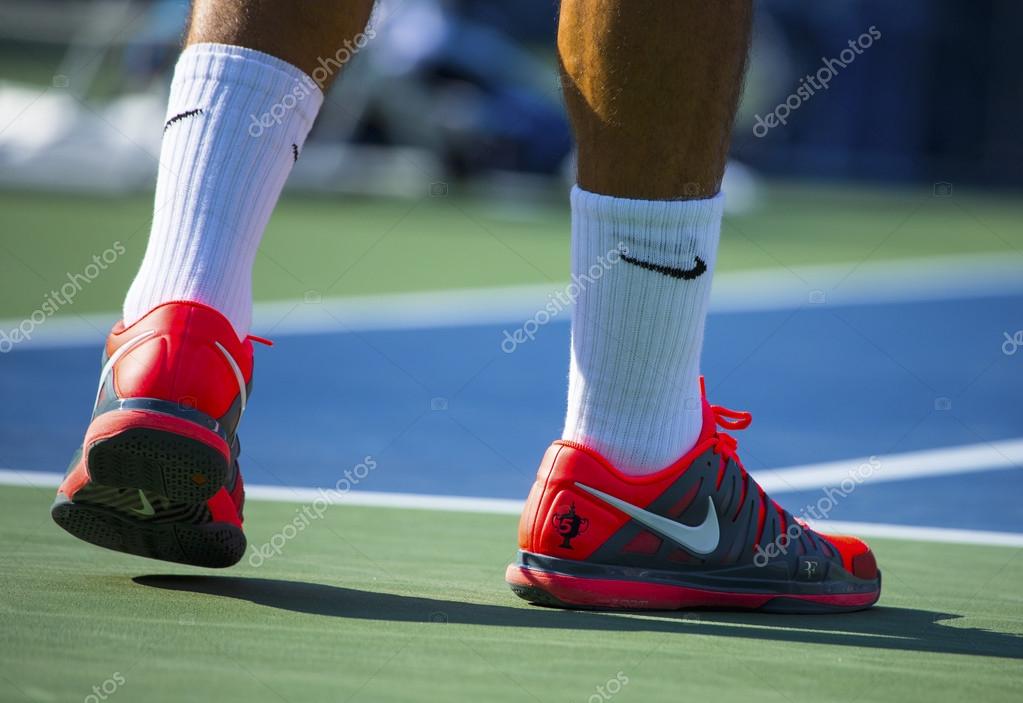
{"left": 84, "top": 409, "right": 230, "bottom": 503}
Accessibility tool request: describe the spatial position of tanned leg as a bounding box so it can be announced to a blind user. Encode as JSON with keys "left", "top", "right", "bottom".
{"left": 559, "top": 1, "right": 754, "bottom": 472}
{"left": 509, "top": 2, "right": 880, "bottom": 614}
{"left": 125, "top": 0, "right": 376, "bottom": 335}
{"left": 186, "top": 0, "right": 375, "bottom": 87}
{"left": 558, "top": 0, "right": 752, "bottom": 199}
{"left": 57, "top": 0, "right": 379, "bottom": 568}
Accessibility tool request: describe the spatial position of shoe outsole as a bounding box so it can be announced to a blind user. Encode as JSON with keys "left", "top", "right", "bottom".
{"left": 86, "top": 427, "right": 228, "bottom": 504}
{"left": 51, "top": 498, "right": 245, "bottom": 568}
{"left": 506, "top": 564, "right": 880, "bottom": 614}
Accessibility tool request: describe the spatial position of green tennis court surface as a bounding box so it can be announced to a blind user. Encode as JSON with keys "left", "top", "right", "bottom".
{"left": 2, "top": 484, "right": 1020, "bottom": 703}
{"left": 3, "top": 184, "right": 1022, "bottom": 701}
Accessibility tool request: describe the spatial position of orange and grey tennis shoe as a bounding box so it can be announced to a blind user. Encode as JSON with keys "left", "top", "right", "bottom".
{"left": 507, "top": 379, "right": 880, "bottom": 612}
{"left": 51, "top": 302, "right": 266, "bottom": 567}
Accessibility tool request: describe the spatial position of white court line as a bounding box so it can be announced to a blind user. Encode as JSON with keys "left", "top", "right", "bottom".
{"left": 3, "top": 251, "right": 1022, "bottom": 349}
{"left": 755, "top": 437, "right": 1023, "bottom": 493}
{"left": 6, "top": 436, "right": 1020, "bottom": 498}
{"left": 4, "top": 435, "right": 1021, "bottom": 547}
{"left": 4, "top": 472, "right": 1020, "bottom": 547}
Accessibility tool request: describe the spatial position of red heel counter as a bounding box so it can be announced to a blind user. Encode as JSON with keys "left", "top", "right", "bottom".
{"left": 109, "top": 303, "right": 253, "bottom": 418}
{"left": 518, "top": 443, "right": 562, "bottom": 551}
{"left": 520, "top": 442, "right": 627, "bottom": 560}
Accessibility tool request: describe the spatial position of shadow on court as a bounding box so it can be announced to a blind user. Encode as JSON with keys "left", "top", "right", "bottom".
{"left": 134, "top": 574, "right": 1023, "bottom": 660}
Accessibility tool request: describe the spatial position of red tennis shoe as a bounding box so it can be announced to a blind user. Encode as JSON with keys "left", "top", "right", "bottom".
{"left": 51, "top": 301, "right": 262, "bottom": 567}
{"left": 507, "top": 379, "right": 881, "bottom": 612}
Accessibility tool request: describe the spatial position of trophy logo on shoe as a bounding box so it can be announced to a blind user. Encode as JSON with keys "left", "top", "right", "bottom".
{"left": 552, "top": 502, "right": 589, "bottom": 549}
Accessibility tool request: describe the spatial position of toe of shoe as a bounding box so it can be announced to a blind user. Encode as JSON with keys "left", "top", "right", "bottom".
{"left": 821, "top": 533, "right": 879, "bottom": 580}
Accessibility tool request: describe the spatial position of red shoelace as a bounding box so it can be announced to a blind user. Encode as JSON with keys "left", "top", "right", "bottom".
{"left": 706, "top": 402, "right": 790, "bottom": 547}
{"left": 709, "top": 403, "right": 752, "bottom": 463}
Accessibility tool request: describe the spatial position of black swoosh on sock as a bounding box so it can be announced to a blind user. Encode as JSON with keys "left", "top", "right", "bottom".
{"left": 619, "top": 252, "right": 707, "bottom": 280}
{"left": 163, "top": 109, "right": 204, "bottom": 132}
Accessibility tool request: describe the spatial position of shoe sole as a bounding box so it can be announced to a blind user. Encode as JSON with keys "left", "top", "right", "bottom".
{"left": 506, "top": 560, "right": 881, "bottom": 614}
{"left": 51, "top": 496, "right": 245, "bottom": 568}
{"left": 85, "top": 409, "right": 230, "bottom": 504}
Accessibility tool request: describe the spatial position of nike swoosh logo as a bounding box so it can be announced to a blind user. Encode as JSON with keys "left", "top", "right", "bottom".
{"left": 619, "top": 252, "right": 707, "bottom": 280}
{"left": 93, "top": 330, "right": 155, "bottom": 410}
{"left": 131, "top": 490, "right": 155, "bottom": 517}
{"left": 215, "top": 341, "right": 248, "bottom": 416}
{"left": 164, "top": 108, "right": 204, "bottom": 132}
{"left": 575, "top": 482, "right": 719, "bottom": 555}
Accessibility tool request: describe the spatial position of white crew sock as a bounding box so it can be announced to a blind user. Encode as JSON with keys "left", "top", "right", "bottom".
{"left": 562, "top": 186, "right": 724, "bottom": 475}
{"left": 123, "top": 43, "right": 324, "bottom": 338}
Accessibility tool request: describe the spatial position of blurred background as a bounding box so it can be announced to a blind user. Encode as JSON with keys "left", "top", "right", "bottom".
{"left": 2, "top": 0, "right": 1022, "bottom": 312}
{"left": 1, "top": 0, "right": 1022, "bottom": 520}
{"left": 2, "top": 0, "right": 1022, "bottom": 195}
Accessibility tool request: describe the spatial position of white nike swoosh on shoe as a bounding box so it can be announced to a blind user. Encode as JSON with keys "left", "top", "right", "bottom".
{"left": 131, "top": 490, "right": 155, "bottom": 517}
{"left": 214, "top": 340, "right": 247, "bottom": 416}
{"left": 574, "top": 482, "right": 720, "bottom": 555}
{"left": 93, "top": 330, "right": 156, "bottom": 410}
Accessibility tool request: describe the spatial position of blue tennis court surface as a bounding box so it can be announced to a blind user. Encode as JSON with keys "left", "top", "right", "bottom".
{"left": 2, "top": 292, "right": 1021, "bottom": 532}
